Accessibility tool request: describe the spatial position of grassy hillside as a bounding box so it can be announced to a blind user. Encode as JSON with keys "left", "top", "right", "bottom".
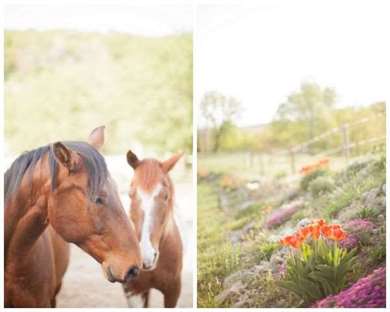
{"left": 198, "top": 153, "right": 386, "bottom": 307}
{"left": 5, "top": 30, "right": 192, "bottom": 154}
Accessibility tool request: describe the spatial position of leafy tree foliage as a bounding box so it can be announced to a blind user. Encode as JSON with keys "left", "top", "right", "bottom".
{"left": 5, "top": 30, "right": 192, "bottom": 154}
{"left": 275, "top": 82, "right": 337, "bottom": 141}
{"left": 200, "top": 91, "right": 242, "bottom": 152}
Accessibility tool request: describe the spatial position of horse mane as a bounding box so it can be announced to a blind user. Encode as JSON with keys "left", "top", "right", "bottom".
{"left": 4, "top": 141, "right": 108, "bottom": 204}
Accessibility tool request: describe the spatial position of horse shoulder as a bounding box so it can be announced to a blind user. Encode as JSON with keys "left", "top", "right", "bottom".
{"left": 5, "top": 230, "right": 57, "bottom": 307}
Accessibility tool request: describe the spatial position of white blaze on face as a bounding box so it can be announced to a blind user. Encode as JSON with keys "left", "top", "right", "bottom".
{"left": 137, "top": 183, "right": 162, "bottom": 269}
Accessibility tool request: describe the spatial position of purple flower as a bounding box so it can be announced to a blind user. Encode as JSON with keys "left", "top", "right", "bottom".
{"left": 344, "top": 219, "right": 376, "bottom": 233}
{"left": 265, "top": 202, "right": 301, "bottom": 229}
{"left": 312, "top": 267, "right": 386, "bottom": 308}
{"left": 339, "top": 234, "right": 359, "bottom": 250}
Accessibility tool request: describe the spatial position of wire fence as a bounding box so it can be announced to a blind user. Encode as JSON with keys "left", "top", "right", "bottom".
{"left": 199, "top": 112, "right": 386, "bottom": 179}
{"left": 284, "top": 112, "right": 386, "bottom": 174}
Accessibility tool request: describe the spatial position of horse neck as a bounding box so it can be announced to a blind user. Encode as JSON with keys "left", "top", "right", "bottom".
{"left": 5, "top": 157, "right": 52, "bottom": 261}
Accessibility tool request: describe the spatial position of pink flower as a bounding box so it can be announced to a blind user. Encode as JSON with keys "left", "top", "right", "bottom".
{"left": 312, "top": 267, "right": 385, "bottom": 308}
{"left": 265, "top": 203, "right": 300, "bottom": 229}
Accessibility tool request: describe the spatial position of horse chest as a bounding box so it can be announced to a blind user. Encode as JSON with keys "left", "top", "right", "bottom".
{"left": 5, "top": 231, "right": 57, "bottom": 307}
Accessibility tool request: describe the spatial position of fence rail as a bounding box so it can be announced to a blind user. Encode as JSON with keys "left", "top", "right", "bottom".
{"left": 199, "top": 112, "right": 385, "bottom": 178}
{"left": 283, "top": 113, "right": 386, "bottom": 174}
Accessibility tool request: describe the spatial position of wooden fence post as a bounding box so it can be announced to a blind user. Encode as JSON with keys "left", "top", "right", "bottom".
{"left": 289, "top": 148, "right": 296, "bottom": 174}
{"left": 259, "top": 153, "right": 265, "bottom": 176}
{"left": 341, "top": 124, "right": 350, "bottom": 165}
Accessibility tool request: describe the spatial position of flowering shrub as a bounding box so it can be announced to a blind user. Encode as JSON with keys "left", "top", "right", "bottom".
{"left": 339, "top": 234, "right": 359, "bottom": 250}
{"left": 342, "top": 218, "right": 377, "bottom": 246}
{"left": 300, "top": 169, "right": 329, "bottom": 191}
{"left": 312, "top": 266, "right": 385, "bottom": 308}
{"left": 344, "top": 219, "right": 375, "bottom": 232}
{"left": 299, "top": 158, "right": 330, "bottom": 176}
{"left": 265, "top": 202, "right": 301, "bottom": 229}
{"left": 278, "top": 219, "right": 356, "bottom": 305}
{"left": 280, "top": 219, "right": 347, "bottom": 248}
{"left": 308, "top": 176, "right": 335, "bottom": 197}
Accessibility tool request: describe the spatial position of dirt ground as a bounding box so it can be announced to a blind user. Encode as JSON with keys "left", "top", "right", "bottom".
{"left": 57, "top": 157, "right": 194, "bottom": 308}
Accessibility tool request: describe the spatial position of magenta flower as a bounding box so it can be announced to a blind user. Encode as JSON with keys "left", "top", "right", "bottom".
{"left": 312, "top": 267, "right": 386, "bottom": 308}
{"left": 344, "top": 219, "right": 376, "bottom": 233}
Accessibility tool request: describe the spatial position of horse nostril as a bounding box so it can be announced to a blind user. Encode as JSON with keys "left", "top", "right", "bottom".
{"left": 125, "top": 266, "right": 140, "bottom": 281}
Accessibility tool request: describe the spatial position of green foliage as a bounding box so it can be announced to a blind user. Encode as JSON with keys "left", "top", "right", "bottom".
{"left": 235, "top": 203, "right": 263, "bottom": 220}
{"left": 5, "top": 30, "right": 192, "bottom": 154}
{"left": 198, "top": 183, "right": 242, "bottom": 307}
{"left": 323, "top": 156, "right": 386, "bottom": 218}
{"left": 200, "top": 91, "right": 243, "bottom": 152}
{"left": 309, "top": 176, "right": 335, "bottom": 197}
{"left": 300, "top": 169, "right": 329, "bottom": 191}
{"left": 256, "top": 242, "right": 280, "bottom": 262}
{"left": 227, "top": 204, "right": 263, "bottom": 232}
{"left": 343, "top": 159, "right": 373, "bottom": 179}
{"left": 275, "top": 82, "right": 336, "bottom": 141}
{"left": 357, "top": 207, "right": 379, "bottom": 220}
{"left": 279, "top": 240, "right": 357, "bottom": 305}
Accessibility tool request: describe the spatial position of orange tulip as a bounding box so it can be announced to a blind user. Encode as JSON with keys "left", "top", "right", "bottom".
{"left": 311, "top": 225, "right": 321, "bottom": 240}
{"left": 321, "top": 224, "right": 332, "bottom": 238}
{"left": 280, "top": 234, "right": 301, "bottom": 249}
{"left": 314, "top": 219, "right": 327, "bottom": 227}
{"left": 297, "top": 226, "right": 312, "bottom": 241}
{"left": 331, "top": 227, "right": 347, "bottom": 241}
{"left": 280, "top": 221, "right": 348, "bottom": 248}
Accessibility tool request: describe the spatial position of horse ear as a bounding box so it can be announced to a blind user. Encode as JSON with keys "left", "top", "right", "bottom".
{"left": 127, "top": 150, "right": 140, "bottom": 169}
{"left": 88, "top": 125, "right": 105, "bottom": 150}
{"left": 161, "top": 152, "right": 183, "bottom": 173}
{"left": 51, "top": 142, "right": 76, "bottom": 171}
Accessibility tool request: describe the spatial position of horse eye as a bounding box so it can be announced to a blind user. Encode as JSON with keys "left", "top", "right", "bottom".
{"left": 95, "top": 197, "right": 104, "bottom": 205}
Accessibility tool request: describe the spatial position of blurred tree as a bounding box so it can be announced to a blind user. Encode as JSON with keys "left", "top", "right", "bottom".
{"left": 200, "top": 91, "right": 242, "bottom": 152}
{"left": 275, "top": 82, "right": 336, "bottom": 141}
{"left": 5, "top": 31, "right": 192, "bottom": 154}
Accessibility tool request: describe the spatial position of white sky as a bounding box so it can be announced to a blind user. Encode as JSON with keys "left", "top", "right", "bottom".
{"left": 4, "top": 0, "right": 390, "bottom": 127}
{"left": 197, "top": 0, "right": 390, "bottom": 126}
{"left": 4, "top": 1, "right": 193, "bottom": 36}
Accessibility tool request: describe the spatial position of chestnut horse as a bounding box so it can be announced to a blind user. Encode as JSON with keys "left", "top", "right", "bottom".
{"left": 4, "top": 126, "right": 142, "bottom": 307}
{"left": 123, "top": 150, "right": 183, "bottom": 308}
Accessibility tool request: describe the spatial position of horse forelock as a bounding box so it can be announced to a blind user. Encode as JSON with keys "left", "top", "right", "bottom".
{"left": 63, "top": 141, "right": 108, "bottom": 199}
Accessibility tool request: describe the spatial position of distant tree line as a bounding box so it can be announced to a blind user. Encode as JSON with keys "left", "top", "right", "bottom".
{"left": 199, "top": 82, "right": 385, "bottom": 154}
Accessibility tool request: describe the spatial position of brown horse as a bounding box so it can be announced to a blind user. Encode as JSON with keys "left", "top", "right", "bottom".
{"left": 123, "top": 150, "right": 184, "bottom": 308}
{"left": 4, "top": 126, "right": 142, "bottom": 307}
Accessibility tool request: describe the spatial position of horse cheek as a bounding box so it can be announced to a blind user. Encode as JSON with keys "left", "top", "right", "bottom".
{"left": 48, "top": 193, "right": 89, "bottom": 243}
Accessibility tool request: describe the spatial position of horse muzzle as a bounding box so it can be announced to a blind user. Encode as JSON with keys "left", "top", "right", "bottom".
{"left": 102, "top": 262, "right": 140, "bottom": 283}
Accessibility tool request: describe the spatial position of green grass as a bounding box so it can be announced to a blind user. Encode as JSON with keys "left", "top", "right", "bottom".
{"left": 198, "top": 183, "right": 268, "bottom": 308}
{"left": 198, "top": 152, "right": 349, "bottom": 180}
{"left": 197, "top": 183, "right": 243, "bottom": 307}
{"left": 323, "top": 162, "right": 385, "bottom": 218}
{"left": 198, "top": 183, "right": 269, "bottom": 307}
